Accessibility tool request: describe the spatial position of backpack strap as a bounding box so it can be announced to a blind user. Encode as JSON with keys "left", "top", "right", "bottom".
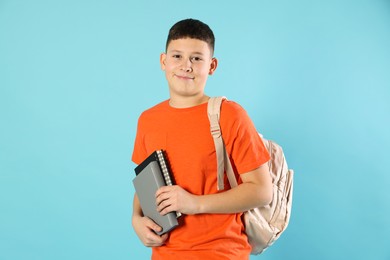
{"left": 207, "top": 96, "right": 238, "bottom": 190}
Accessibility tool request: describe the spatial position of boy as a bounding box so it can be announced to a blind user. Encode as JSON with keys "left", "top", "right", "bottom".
{"left": 132, "top": 19, "right": 272, "bottom": 259}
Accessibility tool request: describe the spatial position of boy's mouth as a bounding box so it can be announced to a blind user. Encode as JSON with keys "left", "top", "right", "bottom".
{"left": 174, "top": 74, "right": 195, "bottom": 80}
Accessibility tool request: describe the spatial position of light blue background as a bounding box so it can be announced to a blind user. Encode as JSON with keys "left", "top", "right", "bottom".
{"left": 1, "top": 0, "right": 389, "bottom": 259}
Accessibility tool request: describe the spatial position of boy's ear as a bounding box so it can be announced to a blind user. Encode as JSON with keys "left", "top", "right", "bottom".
{"left": 208, "top": 57, "right": 218, "bottom": 75}
{"left": 160, "top": 53, "right": 167, "bottom": 70}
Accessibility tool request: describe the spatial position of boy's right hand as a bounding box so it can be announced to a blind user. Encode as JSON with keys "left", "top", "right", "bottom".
{"left": 132, "top": 215, "right": 168, "bottom": 247}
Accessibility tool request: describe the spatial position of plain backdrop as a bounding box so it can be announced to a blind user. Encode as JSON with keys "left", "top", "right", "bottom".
{"left": 1, "top": 0, "right": 389, "bottom": 259}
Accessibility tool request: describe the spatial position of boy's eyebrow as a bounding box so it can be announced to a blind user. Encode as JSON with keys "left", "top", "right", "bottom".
{"left": 191, "top": 51, "right": 205, "bottom": 56}
{"left": 168, "top": 49, "right": 206, "bottom": 56}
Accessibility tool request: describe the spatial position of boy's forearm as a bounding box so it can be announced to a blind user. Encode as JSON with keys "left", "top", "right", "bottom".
{"left": 197, "top": 182, "right": 271, "bottom": 214}
{"left": 133, "top": 194, "right": 143, "bottom": 217}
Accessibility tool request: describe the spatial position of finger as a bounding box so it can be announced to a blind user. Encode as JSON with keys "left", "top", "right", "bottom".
{"left": 146, "top": 233, "right": 168, "bottom": 247}
{"left": 145, "top": 233, "right": 165, "bottom": 247}
{"left": 156, "top": 197, "right": 172, "bottom": 213}
{"left": 151, "top": 223, "right": 163, "bottom": 233}
{"left": 155, "top": 192, "right": 167, "bottom": 207}
{"left": 159, "top": 203, "right": 175, "bottom": 216}
{"left": 144, "top": 217, "right": 163, "bottom": 233}
{"left": 155, "top": 192, "right": 168, "bottom": 207}
{"left": 156, "top": 190, "right": 174, "bottom": 208}
{"left": 159, "top": 233, "right": 169, "bottom": 243}
{"left": 145, "top": 226, "right": 169, "bottom": 246}
{"left": 155, "top": 185, "right": 170, "bottom": 197}
{"left": 143, "top": 222, "right": 166, "bottom": 247}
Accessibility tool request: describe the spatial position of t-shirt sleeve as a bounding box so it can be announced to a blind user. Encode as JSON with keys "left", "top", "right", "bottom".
{"left": 220, "top": 100, "right": 270, "bottom": 174}
{"left": 131, "top": 113, "right": 147, "bottom": 165}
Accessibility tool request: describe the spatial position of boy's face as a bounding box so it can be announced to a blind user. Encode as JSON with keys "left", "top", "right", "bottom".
{"left": 160, "top": 38, "right": 217, "bottom": 103}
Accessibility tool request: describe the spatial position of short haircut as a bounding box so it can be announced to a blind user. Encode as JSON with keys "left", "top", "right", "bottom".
{"left": 165, "top": 19, "right": 215, "bottom": 55}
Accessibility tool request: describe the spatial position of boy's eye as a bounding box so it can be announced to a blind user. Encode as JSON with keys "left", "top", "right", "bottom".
{"left": 191, "top": 57, "right": 202, "bottom": 62}
{"left": 172, "top": 54, "right": 181, "bottom": 59}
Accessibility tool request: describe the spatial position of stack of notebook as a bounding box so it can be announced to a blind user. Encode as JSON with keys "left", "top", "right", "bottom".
{"left": 133, "top": 150, "right": 181, "bottom": 235}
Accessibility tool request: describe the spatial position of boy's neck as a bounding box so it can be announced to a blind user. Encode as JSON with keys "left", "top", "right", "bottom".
{"left": 169, "top": 95, "right": 209, "bottom": 108}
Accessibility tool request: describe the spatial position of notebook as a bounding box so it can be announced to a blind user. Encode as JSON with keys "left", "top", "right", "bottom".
{"left": 133, "top": 150, "right": 180, "bottom": 235}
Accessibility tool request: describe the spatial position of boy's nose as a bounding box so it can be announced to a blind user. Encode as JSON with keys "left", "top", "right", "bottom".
{"left": 181, "top": 59, "right": 193, "bottom": 72}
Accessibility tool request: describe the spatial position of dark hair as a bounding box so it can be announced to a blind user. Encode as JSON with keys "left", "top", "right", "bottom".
{"left": 165, "top": 19, "right": 215, "bottom": 55}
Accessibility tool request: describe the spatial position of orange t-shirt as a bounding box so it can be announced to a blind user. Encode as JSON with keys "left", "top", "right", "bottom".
{"left": 132, "top": 99, "right": 270, "bottom": 259}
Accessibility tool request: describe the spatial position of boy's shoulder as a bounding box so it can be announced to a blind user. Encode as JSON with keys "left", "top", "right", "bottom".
{"left": 139, "top": 99, "right": 170, "bottom": 117}
{"left": 219, "top": 98, "right": 255, "bottom": 129}
{"left": 221, "top": 99, "right": 248, "bottom": 116}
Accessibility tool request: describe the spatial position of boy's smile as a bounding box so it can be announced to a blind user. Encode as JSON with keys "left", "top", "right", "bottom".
{"left": 160, "top": 38, "right": 217, "bottom": 107}
{"left": 174, "top": 74, "right": 195, "bottom": 80}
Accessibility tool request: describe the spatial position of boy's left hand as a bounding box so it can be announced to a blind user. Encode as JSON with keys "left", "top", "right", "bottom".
{"left": 156, "top": 185, "right": 199, "bottom": 216}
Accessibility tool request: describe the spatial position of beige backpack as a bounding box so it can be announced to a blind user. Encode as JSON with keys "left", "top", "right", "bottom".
{"left": 207, "top": 96, "right": 294, "bottom": 255}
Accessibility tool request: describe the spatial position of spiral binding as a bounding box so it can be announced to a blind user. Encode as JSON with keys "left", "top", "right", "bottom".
{"left": 156, "top": 150, "right": 182, "bottom": 218}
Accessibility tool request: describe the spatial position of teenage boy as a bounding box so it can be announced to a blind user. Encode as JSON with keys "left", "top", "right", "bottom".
{"left": 132, "top": 18, "right": 272, "bottom": 259}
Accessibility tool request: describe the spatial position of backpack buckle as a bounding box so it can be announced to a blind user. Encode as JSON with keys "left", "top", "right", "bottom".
{"left": 209, "top": 114, "right": 221, "bottom": 138}
{"left": 210, "top": 124, "right": 221, "bottom": 138}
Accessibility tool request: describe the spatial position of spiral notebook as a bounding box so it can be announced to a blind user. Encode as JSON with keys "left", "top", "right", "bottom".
{"left": 133, "top": 150, "right": 181, "bottom": 235}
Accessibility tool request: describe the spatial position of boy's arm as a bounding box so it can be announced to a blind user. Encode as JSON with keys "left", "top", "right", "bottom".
{"left": 155, "top": 162, "right": 272, "bottom": 215}
{"left": 132, "top": 194, "right": 168, "bottom": 247}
